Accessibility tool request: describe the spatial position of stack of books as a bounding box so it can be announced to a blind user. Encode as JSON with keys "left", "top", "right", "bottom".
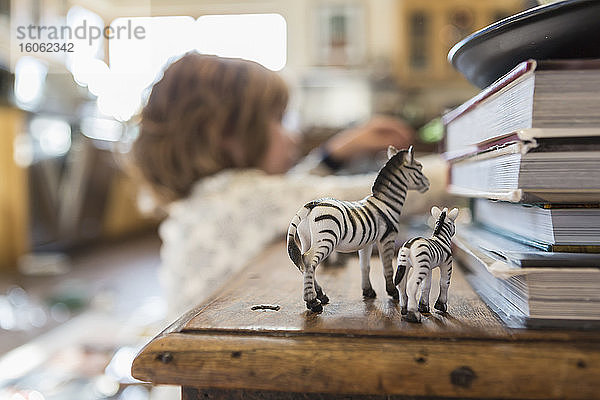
{"left": 442, "top": 59, "right": 600, "bottom": 328}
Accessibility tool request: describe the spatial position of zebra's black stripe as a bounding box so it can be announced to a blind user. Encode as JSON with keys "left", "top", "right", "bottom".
{"left": 416, "top": 250, "right": 429, "bottom": 259}
{"left": 321, "top": 237, "right": 335, "bottom": 249}
{"left": 319, "top": 229, "right": 339, "bottom": 243}
{"left": 315, "top": 214, "right": 342, "bottom": 235}
{"left": 397, "top": 168, "right": 408, "bottom": 182}
{"left": 388, "top": 172, "right": 408, "bottom": 190}
{"left": 378, "top": 175, "right": 407, "bottom": 200}
{"left": 352, "top": 206, "right": 367, "bottom": 245}
{"left": 316, "top": 202, "right": 348, "bottom": 239}
{"left": 367, "top": 199, "right": 396, "bottom": 238}
{"left": 357, "top": 206, "right": 374, "bottom": 245}
{"left": 363, "top": 206, "right": 377, "bottom": 242}
{"left": 345, "top": 204, "right": 358, "bottom": 242}
{"left": 376, "top": 195, "right": 404, "bottom": 218}
{"left": 403, "top": 164, "right": 421, "bottom": 173}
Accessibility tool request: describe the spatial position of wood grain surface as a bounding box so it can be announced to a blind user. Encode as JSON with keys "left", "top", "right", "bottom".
{"left": 132, "top": 241, "right": 600, "bottom": 399}
{"left": 181, "top": 242, "right": 597, "bottom": 341}
{"left": 135, "top": 332, "right": 599, "bottom": 399}
{"left": 181, "top": 387, "right": 513, "bottom": 400}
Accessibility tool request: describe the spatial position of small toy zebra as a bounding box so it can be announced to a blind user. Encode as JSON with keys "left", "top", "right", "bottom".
{"left": 394, "top": 206, "right": 458, "bottom": 322}
{"left": 287, "top": 146, "right": 430, "bottom": 312}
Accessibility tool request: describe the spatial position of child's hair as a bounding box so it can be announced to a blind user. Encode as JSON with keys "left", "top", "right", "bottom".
{"left": 132, "top": 52, "right": 289, "bottom": 202}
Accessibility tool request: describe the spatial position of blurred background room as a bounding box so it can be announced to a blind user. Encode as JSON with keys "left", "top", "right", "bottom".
{"left": 0, "top": 0, "right": 538, "bottom": 399}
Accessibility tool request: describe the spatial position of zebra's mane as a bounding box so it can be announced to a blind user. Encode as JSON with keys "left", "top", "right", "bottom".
{"left": 433, "top": 211, "right": 447, "bottom": 235}
{"left": 371, "top": 149, "right": 408, "bottom": 196}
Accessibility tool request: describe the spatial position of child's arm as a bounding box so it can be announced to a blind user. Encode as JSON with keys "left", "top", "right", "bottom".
{"left": 290, "top": 116, "right": 414, "bottom": 177}
{"left": 285, "top": 153, "right": 450, "bottom": 220}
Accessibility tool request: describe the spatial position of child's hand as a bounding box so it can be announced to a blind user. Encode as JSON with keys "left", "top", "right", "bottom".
{"left": 326, "top": 116, "right": 415, "bottom": 162}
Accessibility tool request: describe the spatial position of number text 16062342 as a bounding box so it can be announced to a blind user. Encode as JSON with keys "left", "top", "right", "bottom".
{"left": 19, "top": 43, "right": 74, "bottom": 53}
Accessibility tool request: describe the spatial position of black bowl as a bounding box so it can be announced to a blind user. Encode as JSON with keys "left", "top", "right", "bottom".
{"left": 448, "top": 0, "right": 600, "bottom": 89}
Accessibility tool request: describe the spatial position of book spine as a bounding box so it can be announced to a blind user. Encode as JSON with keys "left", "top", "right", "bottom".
{"left": 551, "top": 245, "right": 600, "bottom": 254}
{"left": 540, "top": 203, "right": 600, "bottom": 209}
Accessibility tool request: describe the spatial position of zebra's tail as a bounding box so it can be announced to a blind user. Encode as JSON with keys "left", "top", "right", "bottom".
{"left": 287, "top": 206, "right": 311, "bottom": 273}
{"left": 394, "top": 247, "right": 409, "bottom": 285}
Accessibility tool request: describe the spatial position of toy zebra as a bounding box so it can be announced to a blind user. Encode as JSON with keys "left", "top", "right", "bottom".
{"left": 287, "top": 146, "right": 430, "bottom": 313}
{"left": 394, "top": 206, "right": 459, "bottom": 323}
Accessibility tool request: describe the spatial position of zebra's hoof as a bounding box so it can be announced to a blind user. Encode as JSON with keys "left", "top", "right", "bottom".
{"left": 434, "top": 299, "right": 447, "bottom": 313}
{"left": 310, "top": 303, "right": 323, "bottom": 313}
{"left": 318, "top": 294, "right": 330, "bottom": 305}
{"left": 404, "top": 310, "right": 421, "bottom": 323}
{"left": 306, "top": 299, "right": 322, "bottom": 313}
{"left": 401, "top": 306, "right": 408, "bottom": 315}
{"left": 363, "top": 288, "right": 377, "bottom": 298}
{"left": 387, "top": 287, "right": 400, "bottom": 300}
{"left": 418, "top": 303, "right": 430, "bottom": 314}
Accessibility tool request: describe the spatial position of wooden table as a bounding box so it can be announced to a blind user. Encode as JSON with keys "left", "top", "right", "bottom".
{"left": 132, "top": 242, "right": 600, "bottom": 399}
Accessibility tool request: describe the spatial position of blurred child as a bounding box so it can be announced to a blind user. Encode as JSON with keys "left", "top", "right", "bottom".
{"left": 132, "top": 52, "right": 447, "bottom": 318}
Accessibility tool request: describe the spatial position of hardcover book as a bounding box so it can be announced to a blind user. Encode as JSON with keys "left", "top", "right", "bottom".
{"left": 442, "top": 59, "right": 600, "bottom": 154}
{"left": 453, "top": 224, "right": 600, "bottom": 328}
{"left": 446, "top": 138, "right": 600, "bottom": 203}
{"left": 472, "top": 199, "right": 600, "bottom": 252}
